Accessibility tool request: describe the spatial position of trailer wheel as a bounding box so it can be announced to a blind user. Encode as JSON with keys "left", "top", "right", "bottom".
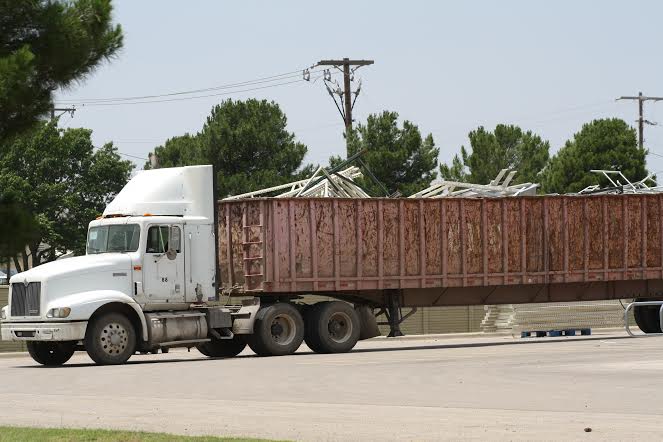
{"left": 197, "top": 336, "right": 246, "bottom": 358}
{"left": 85, "top": 312, "right": 137, "bottom": 365}
{"left": 305, "top": 301, "right": 360, "bottom": 354}
{"left": 26, "top": 341, "right": 76, "bottom": 366}
{"left": 246, "top": 303, "right": 304, "bottom": 356}
{"left": 634, "top": 298, "right": 662, "bottom": 334}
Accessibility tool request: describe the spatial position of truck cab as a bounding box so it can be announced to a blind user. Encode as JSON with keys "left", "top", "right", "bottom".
{"left": 0, "top": 166, "right": 224, "bottom": 364}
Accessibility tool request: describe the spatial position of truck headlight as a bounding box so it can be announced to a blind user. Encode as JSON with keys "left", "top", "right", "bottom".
{"left": 46, "top": 307, "right": 71, "bottom": 318}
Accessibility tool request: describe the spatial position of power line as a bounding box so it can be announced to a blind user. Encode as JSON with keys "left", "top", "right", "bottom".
{"left": 56, "top": 67, "right": 322, "bottom": 104}
{"left": 56, "top": 73, "right": 330, "bottom": 107}
{"left": 617, "top": 92, "right": 663, "bottom": 148}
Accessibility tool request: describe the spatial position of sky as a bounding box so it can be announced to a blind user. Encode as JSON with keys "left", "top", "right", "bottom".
{"left": 54, "top": 0, "right": 663, "bottom": 179}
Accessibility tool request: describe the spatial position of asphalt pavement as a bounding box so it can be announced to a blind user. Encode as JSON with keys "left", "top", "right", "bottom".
{"left": 0, "top": 330, "right": 661, "bottom": 441}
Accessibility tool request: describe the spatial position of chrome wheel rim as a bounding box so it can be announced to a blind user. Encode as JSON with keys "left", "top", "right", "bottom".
{"left": 328, "top": 312, "right": 352, "bottom": 343}
{"left": 270, "top": 314, "right": 296, "bottom": 346}
{"left": 100, "top": 322, "right": 128, "bottom": 356}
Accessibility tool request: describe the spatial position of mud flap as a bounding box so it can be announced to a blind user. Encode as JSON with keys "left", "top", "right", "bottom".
{"left": 356, "top": 305, "right": 381, "bottom": 340}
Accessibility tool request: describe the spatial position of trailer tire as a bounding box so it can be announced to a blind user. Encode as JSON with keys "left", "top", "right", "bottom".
{"left": 246, "top": 303, "right": 304, "bottom": 356}
{"left": 633, "top": 299, "right": 662, "bottom": 334}
{"left": 85, "top": 312, "right": 137, "bottom": 365}
{"left": 305, "top": 301, "right": 360, "bottom": 354}
{"left": 26, "top": 341, "right": 76, "bottom": 366}
{"left": 197, "top": 336, "right": 246, "bottom": 358}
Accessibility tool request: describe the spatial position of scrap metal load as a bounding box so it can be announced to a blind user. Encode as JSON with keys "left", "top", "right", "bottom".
{"left": 223, "top": 150, "right": 384, "bottom": 200}
{"left": 223, "top": 146, "right": 661, "bottom": 201}
{"left": 409, "top": 169, "right": 538, "bottom": 198}
{"left": 224, "top": 166, "right": 370, "bottom": 199}
{"left": 577, "top": 170, "right": 662, "bottom": 195}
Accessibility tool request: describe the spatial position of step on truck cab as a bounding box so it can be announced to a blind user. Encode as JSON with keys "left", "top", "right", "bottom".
{"left": 1, "top": 166, "right": 376, "bottom": 365}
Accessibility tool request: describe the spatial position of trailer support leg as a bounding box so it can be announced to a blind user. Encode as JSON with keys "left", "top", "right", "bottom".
{"left": 385, "top": 290, "right": 404, "bottom": 337}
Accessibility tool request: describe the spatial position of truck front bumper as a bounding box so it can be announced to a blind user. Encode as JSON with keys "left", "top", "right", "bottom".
{"left": 0, "top": 321, "right": 87, "bottom": 341}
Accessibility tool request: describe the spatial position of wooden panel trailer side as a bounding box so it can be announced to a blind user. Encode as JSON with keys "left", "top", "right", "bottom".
{"left": 219, "top": 195, "right": 663, "bottom": 312}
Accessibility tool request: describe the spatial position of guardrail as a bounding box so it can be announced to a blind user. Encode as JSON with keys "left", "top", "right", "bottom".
{"left": 624, "top": 300, "right": 663, "bottom": 337}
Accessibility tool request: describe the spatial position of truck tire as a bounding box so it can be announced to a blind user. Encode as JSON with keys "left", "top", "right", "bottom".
{"left": 634, "top": 299, "right": 662, "bottom": 334}
{"left": 197, "top": 336, "right": 246, "bottom": 358}
{"left": 26, "top": 341, "right": 76, "bottom": 366}
{"left": 246, "top": 303, "right": 304, "bottom": 356}
{"left": 85, "top": 312, "right": 137, "bottom": 365}
{"left": 305, "top": 301, "right": 360, "bottom": 354}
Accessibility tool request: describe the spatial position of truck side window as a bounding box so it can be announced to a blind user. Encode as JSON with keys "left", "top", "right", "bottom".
{"left": 146, "top": 226, "right": 180, "bottom": 253}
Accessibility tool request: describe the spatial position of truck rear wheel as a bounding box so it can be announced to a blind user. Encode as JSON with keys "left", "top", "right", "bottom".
{"left": 247, "top": 303, "right": 304, "bottom": 356}
{"left": 634, "top": 299, "right": 662, "bottom": 334}
{"left": 85, "top": 312, "right": 137, "bottom": 365}
{"left": 26, "top": 341, "right": 76, "bottom": 366}
{"left": 305, "top": 301, "right": 360, "bottom": 354}
{"left": 197, "top": 336, "right": 246, "bottom": 358}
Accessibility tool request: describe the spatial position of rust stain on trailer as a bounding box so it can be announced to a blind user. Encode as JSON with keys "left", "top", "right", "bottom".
{"left": 218, "top": 194, "right": 663, "bottom": 299}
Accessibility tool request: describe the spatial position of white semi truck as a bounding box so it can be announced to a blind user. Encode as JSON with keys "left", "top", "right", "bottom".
{"left": 3, "top": 165, "right": 662, "bottom": 366}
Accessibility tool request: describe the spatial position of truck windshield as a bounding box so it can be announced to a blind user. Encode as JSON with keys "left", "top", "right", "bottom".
{"left": 87, "top": 224, "right": 140, "bottom": 254}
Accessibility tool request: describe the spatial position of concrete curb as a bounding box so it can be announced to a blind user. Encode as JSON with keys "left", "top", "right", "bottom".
{"left": 367, "top": 327, "right": 628, "bottom": 342}
{"left": 368, "top": 332, "right": 491, "bottom": 342}
{"left": 0, "top": 351, "right": 28, "bottom": 359}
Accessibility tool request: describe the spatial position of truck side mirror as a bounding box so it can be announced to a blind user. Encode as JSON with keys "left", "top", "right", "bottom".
{"left": 166, "top": 226, "right": 180, "bottom": 260}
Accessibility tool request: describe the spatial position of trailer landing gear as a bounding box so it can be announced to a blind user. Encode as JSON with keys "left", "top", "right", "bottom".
{"left": 376, "top": 290, "right": 417, "bottom": 337}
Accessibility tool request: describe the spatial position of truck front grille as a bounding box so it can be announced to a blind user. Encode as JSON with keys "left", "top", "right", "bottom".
{"left": 10, "top": 282, "right": 41, "bottom": 316}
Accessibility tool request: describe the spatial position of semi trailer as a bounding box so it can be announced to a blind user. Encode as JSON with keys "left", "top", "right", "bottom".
{"left": 2, "top": 165, "right": 662, "bottom": 366}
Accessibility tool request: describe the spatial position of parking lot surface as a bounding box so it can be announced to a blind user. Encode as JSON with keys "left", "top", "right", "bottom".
{"left": 0, "top": 331, "right": 662, "bottom": 441}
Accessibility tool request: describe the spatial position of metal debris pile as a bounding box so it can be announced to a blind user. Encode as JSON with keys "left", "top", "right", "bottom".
{"left": 223, "top": 150, "right": 381, "bottom": 200}
{"left": 223, "top": 148, "right": 661, "bottom": 200}
{"left": 409, "top": 169, "right": 538, "bottom": 198}
{"left": 576, "top": 170, "right": 662, "bottom": 195}
{"left": 223, "top": 165, "right": 371, "bottom": 200}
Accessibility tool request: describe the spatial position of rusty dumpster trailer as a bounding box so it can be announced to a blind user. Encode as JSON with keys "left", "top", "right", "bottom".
{"left": 219, "top": 194, "right": 663, "bottom": 336}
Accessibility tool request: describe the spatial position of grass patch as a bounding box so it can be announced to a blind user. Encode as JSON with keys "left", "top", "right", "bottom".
{"left": 0, "top": 426, "right": 280, "bottom": 442}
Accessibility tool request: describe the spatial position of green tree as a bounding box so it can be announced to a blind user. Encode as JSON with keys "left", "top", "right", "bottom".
{"left": 0, "top": 197, "right": 39, "bottom": 260}
{"left": 541, "top": 118, "right": 647, "bottom": 194}
{"left": 147, "top": 99, "right": 314, "bottom": 197}
{"left": 0, "top": 0, "right": 123, "bottom": 140}
{"left": 146, "top": 134, "right": 199, "bottom": 169}
{"left": 340, "top": 111, "right": 439, "bottom": 196}
{"left": 0, "top": 122, "right": 133, "bottom": 270}
{"left": 440, "top": 125, "right": 550, "bottom": 185}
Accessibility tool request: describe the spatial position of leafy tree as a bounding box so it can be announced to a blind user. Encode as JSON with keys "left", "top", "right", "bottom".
{"left": 440, "top": 125, "right": 550, "bottom": 185}
{"left": 338, "top": 111, "right": 439, "bottom": 196}
{"left": 0, "top": 0, "right": 123, "bottom": 140}
{"left": 541, "top": 118, "right": 647, "bottom": 194}
{"left": 147, "top": 99, "right": 314, "bottom": 197}
{"left": 0, "top": 197, "right": 38, "bottom": 261}
{"left": 146, "top": 134, "right": 199, "bottom": 169}
{"left": 0, "top": 122, "right": 133, "bottom": 270}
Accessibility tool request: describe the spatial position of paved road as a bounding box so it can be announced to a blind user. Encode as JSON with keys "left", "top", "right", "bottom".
{"left": 0, "top": 331, "right": 662, "bottom": 441}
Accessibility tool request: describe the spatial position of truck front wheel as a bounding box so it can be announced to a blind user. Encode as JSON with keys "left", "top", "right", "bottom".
{"left": 247, "top": 303, "right": 304, "bottom": 356}
{"left": 197, "top": 336, "right": 246, "bottom": 358}
{"left": 85, "top": 312, "right": 137, "bottom": 365}
{"left": 26, "top": 341, "right": 76, "bottom": 366}
{"left": 305, "top": 301, "right": 360, "bottom": 354}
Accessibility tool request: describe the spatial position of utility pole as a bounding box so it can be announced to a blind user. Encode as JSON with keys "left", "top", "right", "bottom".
{"left": 315, "top": 58, "right": 374, "bottom": 157}
{"left": 617, "top": 92, "right": 663, "bottom": 148}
